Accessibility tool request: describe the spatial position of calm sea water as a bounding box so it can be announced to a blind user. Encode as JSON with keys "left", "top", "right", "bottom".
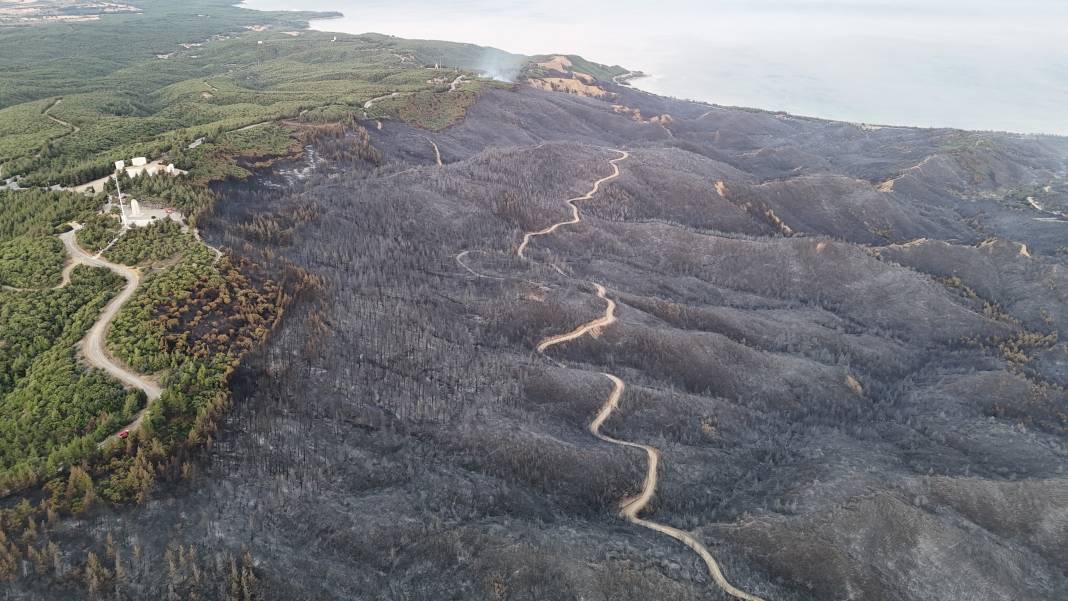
{"left": 243, "top": 0, "right": 1068, "bottom": 135}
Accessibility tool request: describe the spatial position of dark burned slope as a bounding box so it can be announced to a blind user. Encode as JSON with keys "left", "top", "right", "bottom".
{"left": 15, "top": 84, "right": 1068, "bottom": 600}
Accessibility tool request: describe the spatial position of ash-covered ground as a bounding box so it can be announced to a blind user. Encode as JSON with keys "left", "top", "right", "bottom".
{"left": 12, "top": 81, "right": 1068, "bottom": 600}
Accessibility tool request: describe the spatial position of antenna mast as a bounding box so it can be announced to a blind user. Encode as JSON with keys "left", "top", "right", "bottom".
{"left": 114, "top": 171, "right": 127, "bottom": 227}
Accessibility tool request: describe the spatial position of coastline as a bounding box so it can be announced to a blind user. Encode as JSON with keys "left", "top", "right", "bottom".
{"left": 239, "top": 1, "right": 1065, "bottom": 138}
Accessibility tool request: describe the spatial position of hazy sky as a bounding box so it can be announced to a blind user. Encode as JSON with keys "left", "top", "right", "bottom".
{"left": 244, "top": 0, "right": 1068, "bottom": 134}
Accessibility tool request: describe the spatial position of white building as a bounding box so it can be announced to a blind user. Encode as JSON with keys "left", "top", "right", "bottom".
{"left": 119, "top": 197, "right": 184, "bottom": 228}
{"left": 114, "top": 156, "right": 187, "bottom": 179}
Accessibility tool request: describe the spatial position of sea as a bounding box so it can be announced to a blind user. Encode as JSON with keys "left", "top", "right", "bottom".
{"left": 242, "top": 0, "right": 1068, "bottom": 136}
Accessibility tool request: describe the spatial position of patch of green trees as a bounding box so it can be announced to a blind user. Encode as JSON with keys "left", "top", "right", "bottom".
{"left": 0, "top": 267, "right": 135, "bottom": 491}
{"left": 105, "top": 219, "right": 197, "bottom": 266}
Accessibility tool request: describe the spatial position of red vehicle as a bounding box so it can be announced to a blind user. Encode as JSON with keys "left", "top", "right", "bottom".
{"left": 117, "top": 429, "right": 130, "bottom": 440}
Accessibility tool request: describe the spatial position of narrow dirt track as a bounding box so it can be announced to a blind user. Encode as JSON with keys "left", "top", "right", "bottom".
{"left": 363, "top": 91, "right": 408, "bottom": 110}
{"left": 33, "top": 98, "right": 80, "bottom": 159}
{"left": 516, "top": 149, "right": 629, "bottom": 259}
{"left": 1027, "top": 196, "right": 1068, "bottom": 223}
{"left": 363, "top": 91, "right": 409, "bottom": 118}
{"left": 45, "top": 111, "right": 80, "bottom": 135}
{"left": 6, "top": 225, "right": 163, "bottom": 444}
{"left": 61, "top": 228, "right": 161, "bottom": 397}
{"left": 428, "top": 139, "right": 443, "bottom": 166}
{"left": 193, "top": 227, "right": 224, "bottom": 266}
{"left": 455, "top": 250, "right": 503, "bottom": 280}
{"left": 522, "top": 150, "right": 764, "bottom": 600}
{"left": 234, "top": 121, "right": 272, "bottom": 133}
{"left": 535, "top": 283, "right": 615, "bottom": 352}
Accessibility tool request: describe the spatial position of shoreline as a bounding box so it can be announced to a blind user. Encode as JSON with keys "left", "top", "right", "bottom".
{"left": 239, "top": 2, "right": 1065, "bottom": 139}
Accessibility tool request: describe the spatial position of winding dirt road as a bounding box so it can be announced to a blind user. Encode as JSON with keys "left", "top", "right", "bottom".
{"left": 517, "top": 149, "right": 628, "bottom": 259}
{"left": 61, "top": 227, "right": 162, "bottom": 399}
{"left": 44, "top": 100, "right": 80, "bottom": 135}
{"left": 363, "top": 91, "right": 409, "bottom": 110}
{"left": 594, "top": 374, "right": 766, "bottom": 601}
{"left": 520, "top": 150, "right": 764, "bottom": 600}
{"left": 536, "top": 283, "right": 615, "bottom": 352}
{"left": 362, "top": 91, "right": 411, "bottom": 119}
{"left": 5, "top": 225, "right": 161, "bottom": 445}
{"left": 31, "top": 98, "right": 80, "bottom": 159}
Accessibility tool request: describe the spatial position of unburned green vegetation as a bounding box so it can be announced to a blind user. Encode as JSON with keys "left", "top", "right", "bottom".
{"left": 174, "top": 123, "right": 305, "bottom": 183}
{"left": 376, "top": 89, "right": 482, "bottom": 130}
{"left": 0, "top": 189, "right": 96, "bottom": 241}
{"left": 105, "top": 219, "right": 196, "bottom": 266}
{"left": 73, "top": 212, "right": 121, "bottom": 254}
{"left": 0, "top": 0, "right": 495, "bottom": 190}
{"left": 0, "top": 1, "right": 359, "bottom": 505}
{"left": 0, "top": 99, "right": 71, "bottom": 161}
{"left": 118, "top": 173, "right": 214, "bottom": 217}
{"left": 0, "top": 266, "right": 133, "bottom": 492}
{"left": 0, "top": 236, "right": 64, "bottom": 289}
{"left": 0, "top": 188, "right": 98, "bottom": 287}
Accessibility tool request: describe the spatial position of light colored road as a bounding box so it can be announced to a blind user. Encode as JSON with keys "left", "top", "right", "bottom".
{"left": 535, "top": 286, "right": 764, "bottom": 601}
{"left": 57, "top": 226, "right": 162, "bottom": 446}
{"left": 517, "top": 149, "right": 628, "bottom": 259}
{"left": 877, "top": 155, "right": 937, "bottom": 193}
{"left": 523, "top": 150, "right": 764, "bottom": 600}
{"left": 455, "top": 249, "right": 503, "bottom": 280}
{"left": 594, "top": 373, "right": 766, "bottom": 601}
{"left": 363, "top": 91, "right": 411, "bottom": 119}
{"left": 428, "top": 139, "right": 443, "bottom": 166}
{"left": 234, "top": 120, "right": 271, "bottom": 133}
{"left": 5, "top": 225, "right": 171, "bottom": 444}
{"left": 449, "top": 75, "right": 465, "bottom": 92}
{"left": 192, "top": 227, "right": 224, "bottom": 265}
{"left": 1027, "top": 196, "right": 1067, "bottom": 223}
{"left": 61, "top": 228, "right": 160, "bottom": 396}
{"left": 536, "top": 283, "right": 616, "bottom": 352}
{"left": 363, "top": 91, "right": 405, "bottom": 110}
{"left": 44, "top": 100, "right": 80, "bottom": 135}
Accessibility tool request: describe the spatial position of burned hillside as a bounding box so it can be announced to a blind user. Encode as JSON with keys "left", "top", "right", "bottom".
{"left": 10, "top": 79, "right": 1068, "bottom": 601}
